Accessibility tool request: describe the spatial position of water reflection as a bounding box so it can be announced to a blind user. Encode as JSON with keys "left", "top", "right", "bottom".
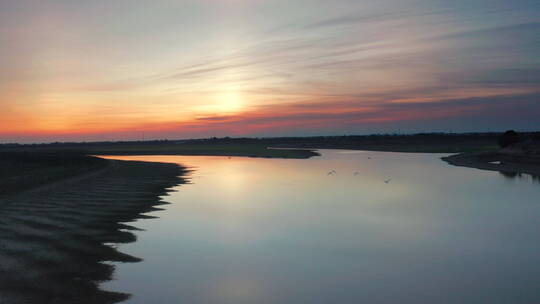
{"left": 103, "top": 151, "right": 540, "bottom": 304}
{"left": 499, "top": 171, "right": 540, "bottom": 183}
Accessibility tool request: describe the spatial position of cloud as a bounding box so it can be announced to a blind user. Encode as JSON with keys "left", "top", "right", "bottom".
{"left": 2, "top": 0, "right": 540, "bottom": 141}
{"left": 139, "top": 91, "right": 540, "bottom": 137}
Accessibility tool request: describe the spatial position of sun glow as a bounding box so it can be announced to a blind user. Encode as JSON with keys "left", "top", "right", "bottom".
{"left": 216, "top": 88, "right": 245, "bottom": 113}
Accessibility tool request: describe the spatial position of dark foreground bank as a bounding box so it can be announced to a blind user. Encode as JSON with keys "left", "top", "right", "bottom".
{"left": 0, "top": 158, "right": 188, "bottom": 304}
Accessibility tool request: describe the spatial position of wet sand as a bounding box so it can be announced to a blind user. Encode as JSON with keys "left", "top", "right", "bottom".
{"left": 0, "top": 159, "right": 187, "bottom": 304}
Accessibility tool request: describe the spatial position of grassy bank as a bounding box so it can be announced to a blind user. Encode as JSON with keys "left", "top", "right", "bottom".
{"left": 1, "top": 141, "right": 318, "bottom": 159}
{"left": 84, "top": 142, "right": 319, "bottom": 158}
{"left": 269, "top": 133, "right": 499, "bottom": 153}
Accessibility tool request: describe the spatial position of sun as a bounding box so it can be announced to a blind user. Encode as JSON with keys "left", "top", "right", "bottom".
{"left": 217, "top": 89, "right": 244, "bottom": 113}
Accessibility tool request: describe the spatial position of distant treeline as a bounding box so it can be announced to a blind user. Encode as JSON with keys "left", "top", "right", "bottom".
{"left": 498, "top": 130, "right": 540, "bottom": 154}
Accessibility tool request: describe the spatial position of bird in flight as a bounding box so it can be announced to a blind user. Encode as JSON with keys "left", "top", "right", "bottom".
{"left": 327, "top": 170, "right": 337, "bottom": 175}
{"left": 384, "top": 178, "right": 392, "bottom": 183}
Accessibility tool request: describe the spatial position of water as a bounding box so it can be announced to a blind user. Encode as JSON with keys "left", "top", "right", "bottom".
{"left": 103, "top": 150, "right": 540, "bottom": 304}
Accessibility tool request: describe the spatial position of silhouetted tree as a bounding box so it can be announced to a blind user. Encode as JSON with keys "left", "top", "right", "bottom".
{"left": 498, "top": 130, "right": 520, "bottom": 148}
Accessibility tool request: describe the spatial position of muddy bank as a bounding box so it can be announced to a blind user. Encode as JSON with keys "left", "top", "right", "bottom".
{"left": 442, "top": 152, "right": 540, "bottom": 177}
{"left": 0, "top": 152, "right": 108, "bottom": 198}
{"left": 0, "top": 159, "right": 188, "bottom": 304}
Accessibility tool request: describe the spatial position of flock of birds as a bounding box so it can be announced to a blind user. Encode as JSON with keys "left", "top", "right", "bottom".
{"left": 327, "top": 156, "right": 391, "bottom": 183}
{"left": 327, "top": 169, "right": 391, "bottom": 183}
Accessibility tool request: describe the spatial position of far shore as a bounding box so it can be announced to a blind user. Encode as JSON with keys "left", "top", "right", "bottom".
{"left": 0, "top": 133, "right": 500, "bottom": 157}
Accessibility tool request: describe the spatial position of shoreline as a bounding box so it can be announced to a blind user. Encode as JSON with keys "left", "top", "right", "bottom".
{"left": 442, "top": 151, "right": 540, "bottom": 177}
{"left": 0, "top": 158, "right": 188, "bottom": 304}
{"left": 1, "top": 148, "right": 538, "bottom": 303}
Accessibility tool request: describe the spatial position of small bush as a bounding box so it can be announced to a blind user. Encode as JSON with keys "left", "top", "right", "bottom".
{"left": 498, "top": 130, "right": 520, "bottom": 148}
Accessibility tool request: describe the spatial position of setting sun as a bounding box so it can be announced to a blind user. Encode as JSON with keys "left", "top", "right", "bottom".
{"left": 217, "top": 89, "right": 245, "bottom": 114}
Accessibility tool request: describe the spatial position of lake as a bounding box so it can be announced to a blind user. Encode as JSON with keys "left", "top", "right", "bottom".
{"left": 103, "top": 150, "right": 540, "bottom": 303}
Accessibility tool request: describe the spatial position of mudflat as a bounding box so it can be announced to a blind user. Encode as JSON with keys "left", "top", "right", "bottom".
{"left": 442, "top": 151, "right": 540, "bottom": 177}
{"left": 0, "top": 159, "right": 187, "bottom": 304}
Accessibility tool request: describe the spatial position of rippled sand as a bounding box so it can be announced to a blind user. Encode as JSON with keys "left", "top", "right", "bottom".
{"left": 0, "top": 159, "right": 187, "bottom": 304}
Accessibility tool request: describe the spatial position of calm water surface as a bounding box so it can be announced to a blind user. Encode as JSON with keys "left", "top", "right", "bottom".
{"left": 103, "top": 150, "right": 540, "bottom": 304}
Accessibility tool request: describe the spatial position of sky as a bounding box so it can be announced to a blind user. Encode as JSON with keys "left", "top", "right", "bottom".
{"left": 1, "top": 0, "right": 539, "bottom": 143}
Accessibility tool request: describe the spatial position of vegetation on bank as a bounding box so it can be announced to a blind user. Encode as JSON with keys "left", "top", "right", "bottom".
{"left": 498, "top": 130, "right": 522, "bottom": 148}
{"left": 442, "top": 131, "right": 540, "bottom": 176}
{"left": 497, "top": 130, "right": 540, "bottom": 154}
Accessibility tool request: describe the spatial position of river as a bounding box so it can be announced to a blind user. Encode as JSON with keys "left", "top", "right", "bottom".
{"left": 102, "top": 150, "right": 540, "bottom": 303}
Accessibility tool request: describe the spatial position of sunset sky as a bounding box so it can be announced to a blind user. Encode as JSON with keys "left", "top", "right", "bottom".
{"left": 1, "top": 0, "right": 539, "bottom": 143}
